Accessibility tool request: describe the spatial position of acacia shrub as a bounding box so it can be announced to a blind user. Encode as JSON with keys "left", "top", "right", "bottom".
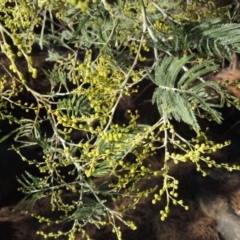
{"left": 0, "top": 0, "right": 240, "bottom": 239}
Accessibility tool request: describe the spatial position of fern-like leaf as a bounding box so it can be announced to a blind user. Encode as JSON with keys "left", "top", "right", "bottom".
{"left": 158, "top": 19, "right": 240, "bottom": 59}
{"left": 149, "top": 55, "right": 224, "bottom": 131}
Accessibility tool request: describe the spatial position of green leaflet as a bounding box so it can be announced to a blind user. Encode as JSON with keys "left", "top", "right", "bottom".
{"left": 91, "top": 124, "right": 151, "bottom": 177}
{"left": 17, "top": 171, "right": 48, "bottom": 192}
{"left": 57, "top": 93, "right": 93, "bottom": 118}
{"left": 157, "top": 19, "right": 240, "bottom": 59}
{"left": 71, "top": 198, "right": 106, "bottom": 228}
{"left": 149, "top": 55, "right": 224, "bottom": 132}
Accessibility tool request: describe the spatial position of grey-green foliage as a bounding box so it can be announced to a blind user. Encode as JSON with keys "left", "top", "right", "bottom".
{"left": 148, "top": 55, "right": 224, "bottom": 131}
{"left": 157, "top": 19, "right": 240, "bottom": 59}
{"left": 57, "top": 94, "right": 93, "bottom": 118}
{"left": 71, "top": 198, "right": 106, "bottom": 227}
{"left": 93, "top": 124, "right": 151, "bottom": 177}
{"left": 17, "top": 171, "right": 49, "bottom": 192}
